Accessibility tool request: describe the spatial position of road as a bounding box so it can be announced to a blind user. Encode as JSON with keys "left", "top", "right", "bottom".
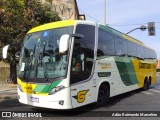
{"left": 0, "top": 77, "right": 160, "bottom": 119}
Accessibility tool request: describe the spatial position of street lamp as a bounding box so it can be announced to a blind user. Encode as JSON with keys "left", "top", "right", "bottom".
{"left": 126, "top": 25, "right": 147, "bottom": 34}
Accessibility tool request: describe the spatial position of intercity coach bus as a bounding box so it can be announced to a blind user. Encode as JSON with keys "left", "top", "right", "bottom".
{"left": 3, "top": 20, "right": 157, "bottom": 109}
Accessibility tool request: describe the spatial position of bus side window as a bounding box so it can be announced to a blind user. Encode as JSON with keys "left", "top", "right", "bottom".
{"left": 98, "top": 28, "right": 115, "bottom": 57}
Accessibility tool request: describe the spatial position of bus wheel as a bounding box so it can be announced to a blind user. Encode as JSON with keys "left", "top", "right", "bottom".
{"left": 143, "top": 80, "right": 149, "bottom": 91}
{"left": 97, "top": 84, "right": 110, "bottom": 106}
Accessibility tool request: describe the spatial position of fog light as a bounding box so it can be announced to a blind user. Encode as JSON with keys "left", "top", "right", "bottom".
{"left": 59, "top": 100, "right": 64, "bottom": 105}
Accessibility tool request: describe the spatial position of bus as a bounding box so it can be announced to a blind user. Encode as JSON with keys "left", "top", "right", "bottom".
{"left": 3, "top": 20, "right": 157, "bottom": 109}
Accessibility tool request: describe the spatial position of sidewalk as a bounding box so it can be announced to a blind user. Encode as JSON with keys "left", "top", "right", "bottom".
{"left": 0, "top": 82, "right": 17, "bottom": 99}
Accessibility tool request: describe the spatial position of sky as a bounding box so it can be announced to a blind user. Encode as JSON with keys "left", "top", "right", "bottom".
{"left": 77, "top": 0, "right": 160, "bottom": 58}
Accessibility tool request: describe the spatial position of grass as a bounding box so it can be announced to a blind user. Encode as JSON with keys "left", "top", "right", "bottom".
{"left": 0, "top": 61, "right": 9, "bottom": 82}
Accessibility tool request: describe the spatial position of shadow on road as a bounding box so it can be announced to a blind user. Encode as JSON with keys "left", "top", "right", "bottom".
{"left": 31, "top": 89, "right": 144, "bottom": 117}
{"left": 0, "top": 99, "right": 24, "bottom": 109}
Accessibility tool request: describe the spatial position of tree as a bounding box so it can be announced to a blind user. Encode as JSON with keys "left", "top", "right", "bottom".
{"left": 46, "top": 0, "right": 53, "bottom": 5}
{"left": 0, "top": 0, "right": 61, "bottom": 83}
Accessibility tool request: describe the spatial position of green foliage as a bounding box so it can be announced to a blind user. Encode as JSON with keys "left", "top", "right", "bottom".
{"left": 0, "top": 0, "right": 61, "bottom": 63}
{"left": 0, "top": 0, "right": 61, "bottom": 83}
{"left": 46, "top": 0, "right": 53, "bottom": 5}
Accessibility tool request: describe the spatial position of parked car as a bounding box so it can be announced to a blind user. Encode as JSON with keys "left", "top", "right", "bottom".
{"left": 156, "top": 68, "right": 160, "bottom": 76}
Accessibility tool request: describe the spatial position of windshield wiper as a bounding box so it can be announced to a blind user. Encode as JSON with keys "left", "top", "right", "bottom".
{"left": 23, "top": 44, "right": 36, "bottom": 80}
{"left": 43, "top": 43, "right": 49, "bottom": 81}
{"left": 38, "top": 42, "right": 49, "bottom": 81}
{"left": 43, "top": 62, "right": 48, "bottom": 81}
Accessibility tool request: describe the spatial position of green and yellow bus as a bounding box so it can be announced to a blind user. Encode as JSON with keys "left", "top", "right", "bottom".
{"left": 3, "top": 20, "right": 157, "bottom": 109}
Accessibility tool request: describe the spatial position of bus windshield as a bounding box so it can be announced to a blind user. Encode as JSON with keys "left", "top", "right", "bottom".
{"left": 18, "top": 27, "right": 73, "bottom": 82}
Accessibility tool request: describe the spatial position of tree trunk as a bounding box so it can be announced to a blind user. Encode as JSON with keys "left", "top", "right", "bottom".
{"left": 10, "top": 53, "right": 17, "bottom": 84}
{"left": 12, "top": 62, "right": 17, "bottom": 84}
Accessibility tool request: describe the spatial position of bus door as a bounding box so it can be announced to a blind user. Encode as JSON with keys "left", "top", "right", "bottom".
{"left": 70, "top": 24, "right": 96, "bottom": 108}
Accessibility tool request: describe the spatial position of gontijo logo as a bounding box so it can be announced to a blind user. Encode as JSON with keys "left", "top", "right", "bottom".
{"left": 73, "top": 90, "right": 89, "bottom": 103}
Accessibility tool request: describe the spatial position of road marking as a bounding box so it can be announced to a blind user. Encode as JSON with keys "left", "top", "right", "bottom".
{"left": 149, "top": 89, "right": 160, "bottom": 94}
{"left": 141, "top": 91, "right": 154, "bottom": 95}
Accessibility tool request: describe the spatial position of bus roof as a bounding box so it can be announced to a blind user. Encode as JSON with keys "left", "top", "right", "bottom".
{"left": 27, "top": 20, "right": 76, "bottom": 34}
{"left": 27, "top": 20, "right": 154, "bottom": 51}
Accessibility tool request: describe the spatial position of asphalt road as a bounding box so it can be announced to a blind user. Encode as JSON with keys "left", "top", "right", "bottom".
{"left": 0, "top": 77, "right": 160, "bottom": 119}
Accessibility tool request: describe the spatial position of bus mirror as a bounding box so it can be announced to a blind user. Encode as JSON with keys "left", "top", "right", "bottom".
{"left": 2, "top": 45, "right": 10, "bottom": 59}
{"left": 59, "top": 34, "right": 70, "bottom": 54}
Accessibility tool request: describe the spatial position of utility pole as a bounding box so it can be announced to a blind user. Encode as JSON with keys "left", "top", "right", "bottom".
{"left": 104, "top": 0, "right": 106, "bottom": 24}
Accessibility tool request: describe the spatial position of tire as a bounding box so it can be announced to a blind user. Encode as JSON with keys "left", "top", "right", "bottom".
{"left": 143, "top": 80, "right": 149, "bottom": 91}
{"left": 97, "top": 84, "right": 110, "bottom": 106}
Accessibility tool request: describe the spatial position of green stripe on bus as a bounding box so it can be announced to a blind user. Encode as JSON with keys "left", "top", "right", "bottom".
{"left": 34, "top": 84, "right": 50, "bottom": 93}
{"left": 48, "top": 80, "right": 62, "bottom": 92}
{"left": 34, "top": 80, "right": 62, "bottom": 93}
{"left": 99, "top": 25, "right": 123, "bottom": 37}
{"left": 115, "top": 57, "right": 138, "bottom": 86}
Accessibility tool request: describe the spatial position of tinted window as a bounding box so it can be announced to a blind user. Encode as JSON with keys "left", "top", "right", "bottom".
{"left": 148, "top": 49, "right": 153, "bottom": 59}
{"left": 70, "top": 24, "right": 95, "bottom": 84}
{"left": 152, "top": 51, "right": 156, "bottom": 59}
{"left": 127, "top": 41, "right": 137, "bottom": 57}
{"left": 153, "top": 50, "right": 157, "bottom": 59}
{"left": 98, "top": 28, "right": 115, "bottom": 57}
{"left": 136, "top": 44, "right": 143, "bottom": 58}
{"left": 114, "top": 37, "right": 127, "bottom": 55}
{"left": 143, "top": 47, "right": 149, "bottom": 59}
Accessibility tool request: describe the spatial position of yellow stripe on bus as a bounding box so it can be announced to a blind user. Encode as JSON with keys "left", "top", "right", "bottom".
{"left": 18, "top": 78, "right": 36, "bottom": 94}
{"left": 27, "top": 20, "right": 76, "bottom": 34}
{"left": 131, "top": 59, "right": 156, "bottom": 88}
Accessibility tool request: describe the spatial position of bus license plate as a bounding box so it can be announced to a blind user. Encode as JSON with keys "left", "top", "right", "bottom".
{"left": 30, "top": 97, "right": 39, "bottom": 103}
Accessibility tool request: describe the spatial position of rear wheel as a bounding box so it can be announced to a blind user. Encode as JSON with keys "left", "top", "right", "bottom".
{"left": 143, "top": 80, "right": 149, "bottom": 91}
{"left": 97, "top": 84, "right": 110, "bottom": 106}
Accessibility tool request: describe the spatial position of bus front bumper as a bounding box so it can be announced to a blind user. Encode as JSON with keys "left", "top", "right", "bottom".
{"left": 17, "top": 87, "right": 72, "bottom": 110}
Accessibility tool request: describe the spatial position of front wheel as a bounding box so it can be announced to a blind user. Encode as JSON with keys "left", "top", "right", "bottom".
{"left": 97, "top": 84, "right": 110, "bottom": 106}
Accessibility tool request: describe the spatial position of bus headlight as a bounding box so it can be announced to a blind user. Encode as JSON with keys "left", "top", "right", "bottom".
{"left": 49, "top": 85, "right": 65, "bottom": 95}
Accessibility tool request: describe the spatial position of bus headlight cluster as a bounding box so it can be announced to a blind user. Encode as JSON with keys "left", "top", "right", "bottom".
{"left": 49, "top": 85, "right": 65, "bottom": 95}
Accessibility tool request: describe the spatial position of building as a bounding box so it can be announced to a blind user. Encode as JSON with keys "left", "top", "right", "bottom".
{"left": 41, "top": 0, "right": 85, "bottom": 20}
